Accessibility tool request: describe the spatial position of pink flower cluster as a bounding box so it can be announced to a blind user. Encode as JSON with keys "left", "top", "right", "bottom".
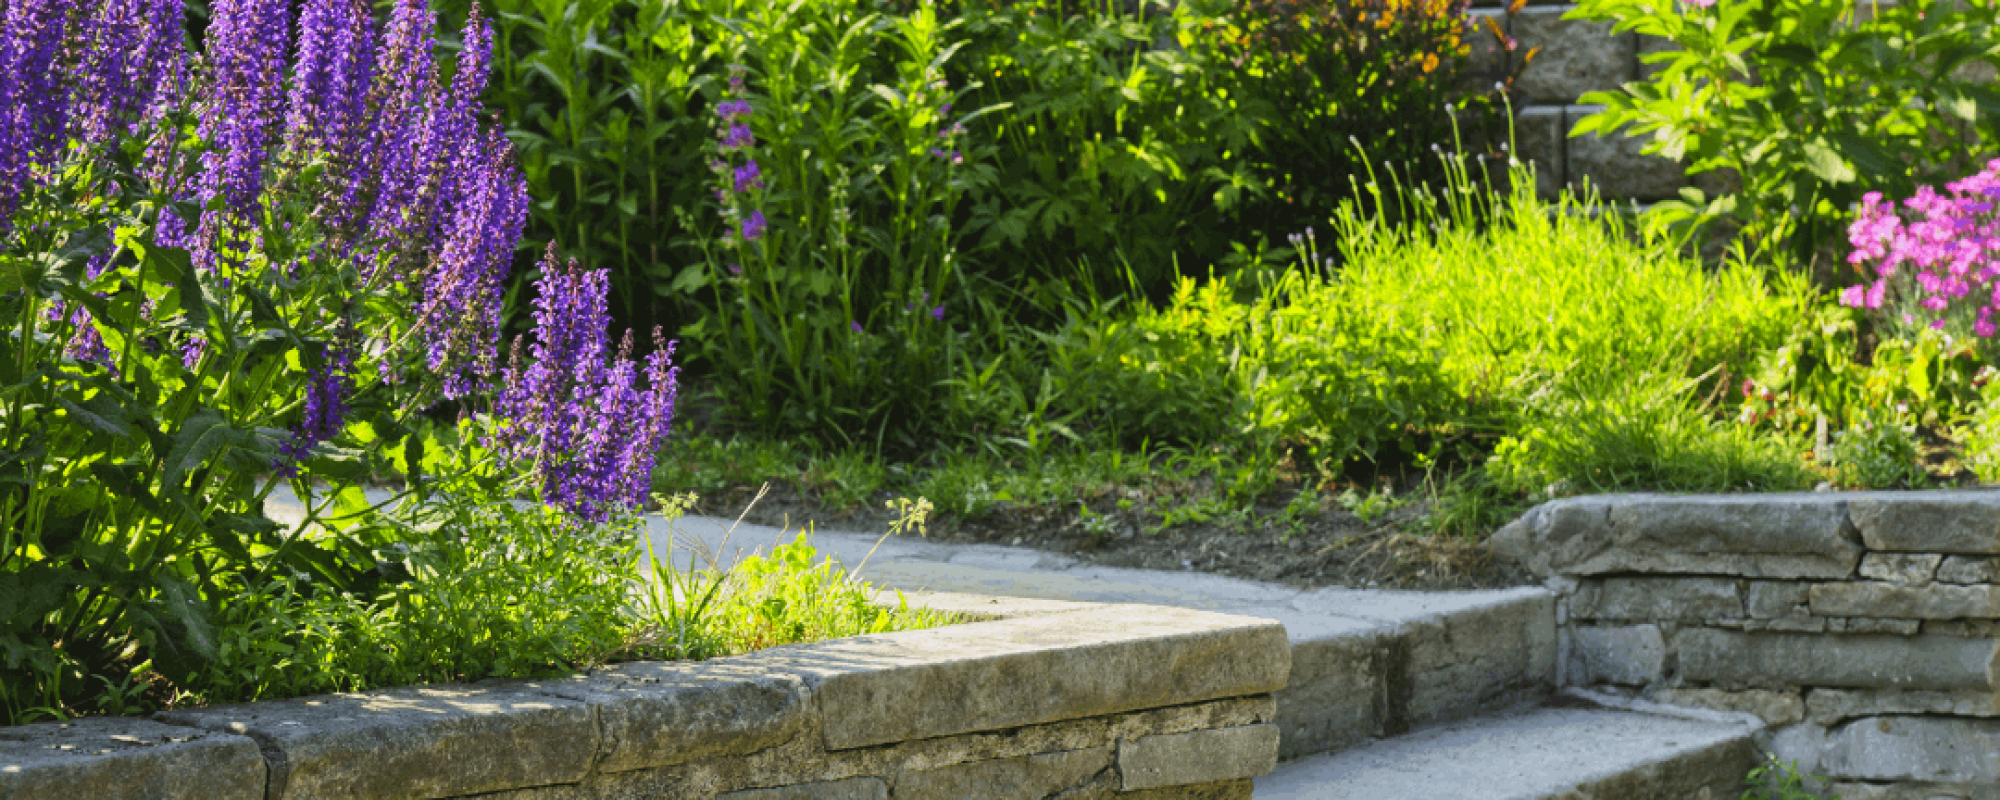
{"left": 1842, "top": 159, "right": 2000, "bottom": 338}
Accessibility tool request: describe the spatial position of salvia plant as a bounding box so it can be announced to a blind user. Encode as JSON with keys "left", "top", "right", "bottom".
{"left": 0, "top": 0, "right": 677, "bottom": 722}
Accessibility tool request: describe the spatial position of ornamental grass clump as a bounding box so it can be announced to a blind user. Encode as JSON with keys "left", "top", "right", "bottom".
{"left": 0, "top": 0, "right": 706, "bottom": 723}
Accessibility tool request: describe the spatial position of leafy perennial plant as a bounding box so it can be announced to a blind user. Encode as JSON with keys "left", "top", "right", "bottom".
{"left": 0, "top": 0, "right": 677, "bottom": 722}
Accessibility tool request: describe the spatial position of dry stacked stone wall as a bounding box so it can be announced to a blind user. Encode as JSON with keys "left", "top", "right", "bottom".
{"left": 0, "top": 602, "right": 1288, "bottom": 800}
{"left": 1493, "top": 491, "right": 2000, "bottom": 799}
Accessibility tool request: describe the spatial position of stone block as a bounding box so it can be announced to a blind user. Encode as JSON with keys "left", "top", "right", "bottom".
{"left": 1566, "top": 105, "right": 1689, "bottom": 201}
{"left": 1274, "top": 623, "right": 1389, "bottom": 760}
{"left": 0, "top": 717, "right": 265, "bottom": 800}
{"left": 1512, "top": 106, "right": 1566, "bottom": 201}
{"left": 1490, "top": 494, "right": 1863, "bottom": 579}
{"left": 1826, "top": 617, "right": 1922, "bottom": 635}
{"left": 1848, "top": 491, "right": 2000, "bottom": 553}
{"left": 1397, "top": 591, "right": 1558, "bottom": 730}
{"left": 1807, "top": 688, "right": 2000, "bottom": 727}
{"left": 1939, "top": 556, "right": 2000, "bottom": 584}
{"left": 533, "top": 661, "right": 808, "bottom": 773}
{"left": 1820, "top": 716, "right": 2000, "bottom": 783}
{"left": 157, "top": 683, "right": 599, "bottom": 800}
{"left": 1566, "top": 624, "right": 1667, "bottom": 687}
{"left": 1117, "top": 725, "right": 1280, "bottom": 791}
{"left": 1748, "top": 581, "right": 1813, "bottom": 619}
{"left": 1569, "top": 735, "right": 1761, "bottom": 800}
{"left": 1810, "top": 582, "right": 2000, "bottom": 619}
{"left": 718, "top": 778, "right": 888, "bottom": 800}
{"left": 1861, "top": 553, "right": 1945, "bottom": 586}
{"left": 1646, "top": 686, "right": 1804, "bottom": 726}
{"left": 1570, "top": 576, "right": 1743, "bottom": 622}
{"left": 1511, "top": 7, "right": 1634, "bottom": 104}
{"left": 727, "top": 605, "right": 1288, "bottom": 751}
{"left": 1675, "top": 629, "right": 2000, "bottom": 691}
{"left": 898, "top": 747, "right": 1110, "bottom": 800}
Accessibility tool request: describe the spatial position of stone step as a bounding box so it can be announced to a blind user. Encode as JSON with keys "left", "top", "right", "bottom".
{"left": 263, "top": 490, "right": 1564, "bottom": 764}
{"left": 1255, "top": 691, "right": 1763, "bottom": 799}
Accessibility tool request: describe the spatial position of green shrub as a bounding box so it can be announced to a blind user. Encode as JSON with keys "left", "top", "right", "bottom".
{"left": 1567, "top": 0, "right": 2000, "bottom": 266}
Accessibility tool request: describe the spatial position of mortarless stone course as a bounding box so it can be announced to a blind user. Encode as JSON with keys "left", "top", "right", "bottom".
{"left": 5, "top": 600, "right": 1285, "bottom": 800}
{"left": 1510, "top": 8, "right": 1633, "bottom": 104}
{"left": 1494, "top": 489, "right": 2000, "bottom": 796}
{"left": 1809, "top": 582, "right": 2000, "bottom": 620}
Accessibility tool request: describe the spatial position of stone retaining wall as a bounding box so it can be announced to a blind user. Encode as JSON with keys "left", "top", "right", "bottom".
{"left": 0, "top": 596, "right": 1288, "bottom": 800}
{"left": 1493, "top": 490, "right": 2000, "bottom": 799}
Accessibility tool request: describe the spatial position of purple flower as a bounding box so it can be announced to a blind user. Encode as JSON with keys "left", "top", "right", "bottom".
{"left": 198, "top": 0, "right": 290, "bottom": 217}
{"left": 721, "top": 123, "right": 754, "bottom": 150}
{"left": 0, "top": 0, "right": 79, "bottom": 223}
{"left": 850, "top": 321, "right": 863, "bottom": 334}
{"left": 732, "top": 160, "right": 762, "bottom": 193}
{"left": 741, "top": 210, "right": 766, "bottom": 241}
{"left": 495, "top": 246, "right": 680, "bottom": 523}
{"left": 930, "top": 305, "right": 944, "bottom": 321}
{"left": 716, "top": 99, "right": 752, "bottom": 121}
{"left": 285, "top": 0, "right": 375, "bottom": 159}
{"left": 276, "top": 332, "right": 357, "bottom": 476}
{"left": 420, "top": 124, "right": 528, "bottom": 398}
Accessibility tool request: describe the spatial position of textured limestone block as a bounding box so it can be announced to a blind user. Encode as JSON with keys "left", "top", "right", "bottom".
{"left": 1645, "top": 686, "right": 1805, "bottom": 726}
{"left": 1748, "top": 581, "right": 1813, "bottom": 619}
{"left": 1820, "top": 716, "right": 2000, "bottom": 783}
{"left": 0, "top": 717, "right": 265, "bottom": 800}
{"left": 1848, "top": 491, "right": 2000, "bottom": 553}
{"left": 1675, "top": 629, "right": 2000, "bottom": 691}
{"left": 1511, "top": 7, "right": 1634, "bottom": 104}
{"left": 718, "top": 778, "right": 888, "bottom": 800}
{"left": 1861, "top": 553, "right": 1945, "bottom": 586}
{"left": 1807, "top": 688, "right": 2000, "bottom": 727}
{"left": 1565, "top": 105, "right": 1688, "bottom": 201}
{"left": 1117, "top": 725, "right": 1280, "bottom": 791}
{"left": 1810, "top": 582, "right": 2000, "bottom": 619}
{"left": 1397, "top": 590, "right": 1558, "bottom": 731}
{"left": 1569, "top": 576, "right": 1743, "bottom": 622}
{"left": 726, "top": 604, "right": 1288, "bottom": 751}
{"left": 157, "top": 682, "right": 599, "bottom": 800}
{"left": 1566, "top": 624, "right": 1667, "bottom": 687}
{"left": 1939, "top": 556, "right": 2000, "bottom": 584}
{"left": 534, "top": 661, "right": 808, "bottom": 773}
{"left": 1512, "top": 106, "right": 1567, "bottom": 201}
{"left": 1274, "top": 622, "right": 1389, "bottom": 760}
{"left": 898, "top": 747, "right": 1110, "bottom": 800}
{"left": 1490, "top": 494, "right": 1862, "bottom": 579}
{"left": 1826, "top": 617, "right": 1922, "bottom": 636}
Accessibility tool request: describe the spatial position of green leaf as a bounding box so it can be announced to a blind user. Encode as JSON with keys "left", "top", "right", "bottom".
{"left": 1801, "top": 139, "right": 1857, "bottom": 184}
{"left": 56, "top": 393, "right": 135, "bottom": 439}
{"left": 161, "top": 410, "right": 235, "bottom": 489}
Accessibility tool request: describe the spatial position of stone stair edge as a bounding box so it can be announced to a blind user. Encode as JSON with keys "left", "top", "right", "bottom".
{"left": 0, "top": 600, "right": 1291, "bottom": 800}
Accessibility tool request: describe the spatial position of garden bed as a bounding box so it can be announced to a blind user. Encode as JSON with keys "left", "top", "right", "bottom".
{"left": 0, "top": 595, "right": 1287, "bottom": 800}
